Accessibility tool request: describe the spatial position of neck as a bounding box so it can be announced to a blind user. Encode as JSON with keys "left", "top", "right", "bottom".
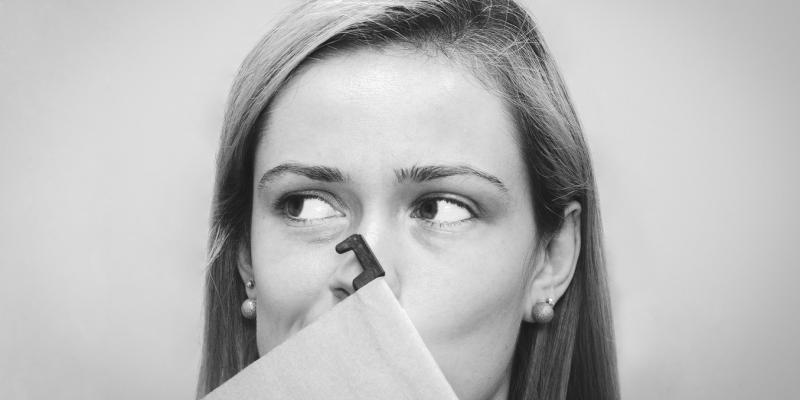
{"left": 485, "top": 367, "right": 511, "bottom": 400}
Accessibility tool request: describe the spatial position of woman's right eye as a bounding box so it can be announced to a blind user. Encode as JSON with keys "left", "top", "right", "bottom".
{"left": 279, "top": 194, "right": 344, "bottom": 224}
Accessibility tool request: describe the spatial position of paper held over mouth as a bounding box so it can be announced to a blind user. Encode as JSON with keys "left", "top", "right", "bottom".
{"left": 203, "top": 278, "right": 459, "bottom": 399}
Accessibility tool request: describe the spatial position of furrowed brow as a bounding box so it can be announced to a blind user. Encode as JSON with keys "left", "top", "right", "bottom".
{"left": 258, "top": 163, "right": 348, "bottom": 189}
{"left": 394, "top": 164, "right": 509, "bottom": 192}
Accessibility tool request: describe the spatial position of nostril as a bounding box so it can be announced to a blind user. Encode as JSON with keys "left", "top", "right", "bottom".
{"left": 332, "top": 287, "right": 350, "bottom": 301}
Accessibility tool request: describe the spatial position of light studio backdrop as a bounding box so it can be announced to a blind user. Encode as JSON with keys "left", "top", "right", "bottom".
{"left": 1, "top": 1, "right": 798, "bottom": 399}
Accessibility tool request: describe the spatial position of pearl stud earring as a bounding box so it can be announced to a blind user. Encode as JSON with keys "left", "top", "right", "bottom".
{"left": 532, "top": 298, "right": 555, "bottom": 324}
{"left": 241, "top": 298, "right": 257, "bottom": 319}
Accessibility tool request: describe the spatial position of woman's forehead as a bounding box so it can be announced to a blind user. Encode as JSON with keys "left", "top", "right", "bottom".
{"left": 257, "top": 48, "right": 524, "bottom": 183}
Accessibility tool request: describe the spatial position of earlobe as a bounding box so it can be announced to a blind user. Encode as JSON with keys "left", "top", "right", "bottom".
{"left": 523, "top": 201, "right": 582, "bottom": 322}
{"left": 237, "top": 241, "right": 256, "bottom": 297}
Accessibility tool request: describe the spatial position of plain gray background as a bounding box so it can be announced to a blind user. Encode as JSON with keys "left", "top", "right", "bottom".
{"left": 1, "top": 0, "right": 798, "bottom": 398}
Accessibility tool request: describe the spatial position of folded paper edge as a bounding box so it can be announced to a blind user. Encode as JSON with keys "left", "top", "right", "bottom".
{"left": 203, "top": 278, "right": 459, "bottom": 399}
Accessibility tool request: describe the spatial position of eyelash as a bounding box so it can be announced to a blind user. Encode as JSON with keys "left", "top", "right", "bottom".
{"left": 271, "top": 191, "right": 344, "bottom": 226}
{"left": 410, "top": 196, "right": 478, "bottom": 229}
{"left": 271, "top": 192, "right": 479, "bottom": 229}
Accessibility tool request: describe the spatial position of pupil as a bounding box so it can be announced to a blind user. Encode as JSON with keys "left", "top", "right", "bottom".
{"left": 419, "top": 200, "right": 438, "bottom": 219}
{"left": 286, "top": 197, "right": 304, "bottom": 217}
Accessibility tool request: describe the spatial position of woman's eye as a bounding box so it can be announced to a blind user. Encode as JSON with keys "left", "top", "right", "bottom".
{"left": 282, "top": 195, "right": 343, "bottom": 221}
{"left": 412, "top": 198, "right": 474, "bottom": 225}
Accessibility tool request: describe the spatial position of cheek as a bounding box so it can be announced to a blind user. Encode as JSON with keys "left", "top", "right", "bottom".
{"left": 405, "top": 243, "right": 528, "bottom": 334}
{"left": 249, "top": 224, "right": 339, "bottom": 353}
{"left": 402, "top": 225, "right": 535, "bottom": 400}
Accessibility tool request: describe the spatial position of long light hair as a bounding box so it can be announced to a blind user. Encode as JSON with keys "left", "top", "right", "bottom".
{"left": 198, "top": 1, "right": 619, "bottom": 399}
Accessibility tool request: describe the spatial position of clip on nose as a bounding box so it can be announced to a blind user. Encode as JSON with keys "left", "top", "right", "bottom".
{"left": 335, "top": 234, "right": 386, "bottom": 291}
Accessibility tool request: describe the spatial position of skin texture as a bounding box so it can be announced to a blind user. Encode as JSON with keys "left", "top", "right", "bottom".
{"left": 239, "top": 47, "right": 581, "bottom": 400}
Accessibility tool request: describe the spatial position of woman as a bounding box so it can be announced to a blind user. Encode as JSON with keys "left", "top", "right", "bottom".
{"left": 198, "top": 0, "right": 618, "bottom": 399}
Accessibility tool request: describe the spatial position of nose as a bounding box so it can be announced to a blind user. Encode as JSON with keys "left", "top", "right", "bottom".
{"left": 328, "top": 249, "right": 361, "bottom": 300}
{"left": 329, "top": 227, "right": 403, "bottom": 300}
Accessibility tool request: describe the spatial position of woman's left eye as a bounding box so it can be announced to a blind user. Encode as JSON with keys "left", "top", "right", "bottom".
{"left": 411, "top": 197, "right": 475, "bottom": 227}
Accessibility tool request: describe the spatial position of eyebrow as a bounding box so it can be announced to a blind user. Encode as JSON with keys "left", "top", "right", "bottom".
{"left": 258, "top": 162, "right": 508, "bottom": 193}
{"left": 258, "top": 163, "right": 348, "bottom": 189}
{"left": 395, "top": 164, "right": 509, "bottom": 193}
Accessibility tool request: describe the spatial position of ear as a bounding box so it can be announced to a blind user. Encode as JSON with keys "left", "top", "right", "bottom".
{"left": 523, "top": 201, "right": 581, "bottom": 322}
{"left": 237, "top": 240, "right": 256, "bottom": 298}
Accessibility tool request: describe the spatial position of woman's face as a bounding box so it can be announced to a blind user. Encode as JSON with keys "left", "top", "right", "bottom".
{"left": 247, "top": 47, "right": 538, "bottom": 400}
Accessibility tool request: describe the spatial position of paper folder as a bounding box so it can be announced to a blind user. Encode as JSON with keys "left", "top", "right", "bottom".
{"left": 203, "top": 278, "right": 459, "bottom": 399}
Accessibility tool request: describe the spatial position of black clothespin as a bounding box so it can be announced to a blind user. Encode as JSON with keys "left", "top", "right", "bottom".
{"left": 335, "top": 234, "right": 386, "bottom": 291}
